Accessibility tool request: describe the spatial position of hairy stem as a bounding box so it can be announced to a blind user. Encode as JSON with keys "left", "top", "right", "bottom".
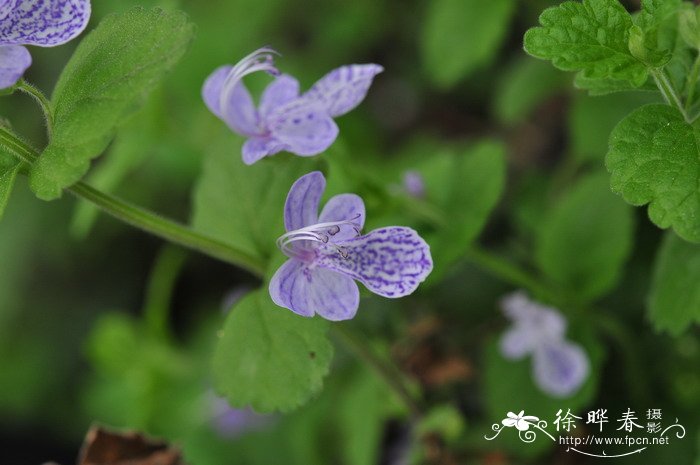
{"left": 652, "top": 69, "right": 689, "bottom": 121}
{"left": 0, "top": 126, "right": 267, "bottom": 277}
{"left": 333, "top": 325, "right": 423, "bottom": 418}
{"left": 685, "top": 54, "right": 700, "bottom": 115}
{"left": 16, "top": 80, "right": 54, "bottom": 139}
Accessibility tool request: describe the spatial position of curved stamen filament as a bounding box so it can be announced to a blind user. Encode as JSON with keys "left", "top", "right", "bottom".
{"left": 219, "top": 47, "right": 280, "bottom": 120}
{"left": 276, "top": 216, "right": 362, "bottom": 259}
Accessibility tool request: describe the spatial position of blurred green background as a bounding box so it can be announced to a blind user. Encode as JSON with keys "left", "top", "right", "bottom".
{"left": 0, "top": 0, "right": 698, "bottom": 464}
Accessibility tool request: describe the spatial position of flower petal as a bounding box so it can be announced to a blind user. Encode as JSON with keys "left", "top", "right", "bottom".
{"left": 317, "top": 226, "right": 433, "bottom": 298}
{"left": 259, "top": 74, "right": 299, "bottom": 118}
{"left": 284, "top": 171, "right": 325, "bottom": 231}
{"left": 303, "top": 64, "right": 383, "bottom": 117}
{"left": 0, "top": 1, "right": 16, "bottom": 21}
{"left": 532, "top": 341, "right": 590, "bottom": 398}
{"left": 241, "top": 137, "right": 285, "bottom": 165}
{"left": 268, "top": 258, "right": 359, "bottom": 321}
{"left": 267, "top": 99, "right": 339, "bottom": 156}
{"left": 0, "top": 0, "right": 90, "bottom": 46}
{"left": 501, "top": 291, "right": 566, "bottom": 341}
{"left": 0, "top": 44, "right": 29, "bottom": 88}
{"left": 499, "top": 326, "right": 537, "bottom": 360}
{"left": 202, "top": 65, "right": 261, "bottom": 137}
{"left": 318, "top": 193, "right": 365, "bottom": 242}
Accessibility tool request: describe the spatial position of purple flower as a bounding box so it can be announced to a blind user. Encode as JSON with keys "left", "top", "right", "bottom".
{"left": 0, "top": 0, "right": 91, "bottom": 89}
{"left": 499, "top": 291, "right": 589, "bottom": 398}
{"left": 209, "top": 393, "right": 272, "bottom": 438}
{"left": 269, "top": 171, "right": 433, "bottom": 321}
{"left": 202, "top": 47, "right": 383, "bottom": 165}
{"left": 402, "top": 170, "right": 426, "bottom": 198}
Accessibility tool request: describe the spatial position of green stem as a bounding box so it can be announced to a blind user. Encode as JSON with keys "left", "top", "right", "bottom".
{"left": 143, "top": 245, "right": 187, "bottom": 341}
{"left": 332, "top": 325, "right": 423, "bottom": 418}
{"left": 652, "top": 69, "right": 689, "bottom": 122}
{"left": 465, "top": 247, "right": 562, "bottom": 306}
{"left": 16, "top": 80, "right": 54, "bottom": 139}
{"left": 0, "top": 126, "right": 266, "bottom": 278}
{"left": 685, "top": 55, "right": 700, "bottom": 114}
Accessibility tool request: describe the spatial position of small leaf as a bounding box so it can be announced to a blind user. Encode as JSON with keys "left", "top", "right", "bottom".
{"left": 649, "top": 232, "right": 700, "bottom": 335}
{"left": 524, "top": 0, "right": 648, "bottom": 88}
{"left": 421, "top": 0, "right": 515, "bottom": 88}
{"left": 494, "top": 56, "right": 569, "bottom": 125}
{"left": 192, "top": 135, "right": 320, "bottom": 265}
{"left": 212, "top": 290, "right": 333, "bottom": 413}
{"left": 679, "top": 3, "right": 700, "bottom": 50}
{"left": 569, "top": 91, "right": 659, "bottom": 162}
{"left": 29, "top": 7, "right": 195, "bottom": 200}
{"left": 535, "top": 171, "right": 634, "bottom": 303}
{"left": 0, "top": 152, "right": 20, "bottom": 220}
{"left": 607, "top": 104, "right": 700, "bottom": 242}
{"left": 428, "top": 141, "right": 506, "bottom": 278}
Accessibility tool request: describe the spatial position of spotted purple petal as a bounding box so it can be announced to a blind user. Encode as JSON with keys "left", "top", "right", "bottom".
{"left": 259, "top": 74, "right": 299, "bottom": 118}
{"left": 269, "top": 258, "right": 360, "bottom": 320}
{"left": 317, "top": 226, "right": 433, "bottom": 298}
{"left": 303, "top": 64, "right": 384, "bottom": 118}
{"left": 202, "top": 66, "right": 261, "bottom": 137}
{"left": 284, "top": 171, "right": 325, "bottom": 231}
{"left": 532, "top": 341, "right": 590, "bottom": 398}
{"left": 0, "top": 0, "right": 16, "bottom": 21}
{"left": 0, "top": 44, "right": 29, "bottom": 88}
{"left": 318, "top": 193, "right": 365, "bottom": 242}
{"left": 0, "top": 0, "right": 91, "bottom": 47}
{"left": 267, "top": 99, "right": 339, "bottom": 156}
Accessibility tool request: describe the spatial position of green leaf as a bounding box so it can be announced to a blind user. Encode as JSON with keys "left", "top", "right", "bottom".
{"left": 29, "top": 7, "right": 195, "bottom": 200}
{"left": 421, "top": 0, "right": 515, "bottom": 88}
{"left": 428, "top": 141, "right": 506, "bottom": 278}
{"left": 569, "top": 91, "right": 659, "bottom": 162}
{"left": 0, "top": 152, "right": 20, "bottom": 220}
{"left": 649, "top": 232, "right": 700, "bottom": 335}
{"left": 192, "top": 135, "right": 320, "bottom": 265}
{"left": 679, "top": 3, "right": 700, "bottom": 50}
{"left": 494, "top": 56, "right": 569, "bottom": 125}
{"left": 535, "top": 171, "right": 634, "bottom": 302}
{"left": 630, "top": 0, "right": 681, "bottom": 66}
{"left": 607, "top": 104, "right": 700, "bottom": 242}
{"left": 212, "top": 290, "right": 333, "bottom": 413}
{"left": 524, "top": 0, "right": 648, "bottom": 87}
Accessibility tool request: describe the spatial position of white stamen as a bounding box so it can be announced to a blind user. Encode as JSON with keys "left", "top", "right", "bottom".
{"left": 276, "top": 215, "right": 362, "bottom": 260}
{"left": 219, "top": 47, "right": 280, "bottom": 123}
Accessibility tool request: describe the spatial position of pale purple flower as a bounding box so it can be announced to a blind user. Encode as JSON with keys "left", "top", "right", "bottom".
{"left": 202, "top": 47, "right": 383, "bottom": 165}
{"left": 499, "top": 291, "right": 589, "bottom": 398}
{"left": 209, "top": 393, "right": 272, "bottom": 438}
{"left": 403, "top": 170, "right": 425, "bottom": 198}
{"left": 269, "top": 171, "right": 433, "bottom": 321}
{"left": 0, "top": 0, "right": 91, "bottom": 89}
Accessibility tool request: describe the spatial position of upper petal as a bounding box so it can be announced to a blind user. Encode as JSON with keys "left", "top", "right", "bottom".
{"left": 303, "top": 64, "right": 383, "bottom": 118}
{"left": 259, "top": 74, "right": 300, "bottom": 118}
{"left": 532, "top": 341, "right": 590, "bottom": 398}
{"left": 0, "top": 44, "right": 30, "bottom": 88}
{"left": 202, "top": 65, "right": 261, "bottom": 137}
{"left": 267, "top": 99, "right": 339, "bottom": 156}
{"left": 268, "top": 258, "right": 359, "bottom": 321}
{"left": 317, "top": 226, "right": 433, "bottom": 298}
{"left": 0, "top": 0, "right": 90, "bottom": 46}
{"left": 318, "top": 193, "right": 365, "bottom": 242}
{"left": 284, "top": 171, "right": 325, "bottom": 231}
{"left": 0, "top": 1, "right": 16, "bottom": 21}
